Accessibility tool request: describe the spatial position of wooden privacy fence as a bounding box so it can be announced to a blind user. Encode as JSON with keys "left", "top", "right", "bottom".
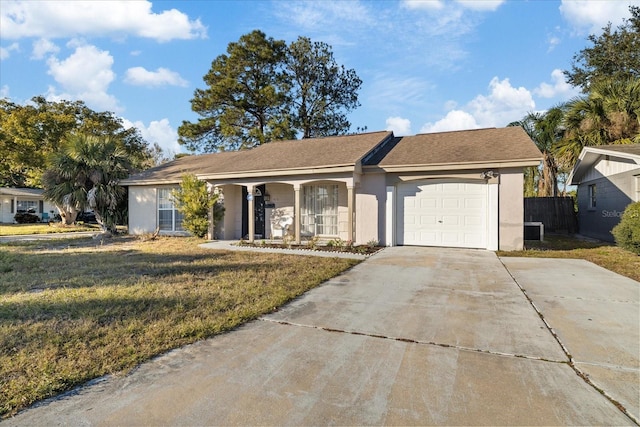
{"left": 524, "top": 197, "right": 578, "bottom": 234}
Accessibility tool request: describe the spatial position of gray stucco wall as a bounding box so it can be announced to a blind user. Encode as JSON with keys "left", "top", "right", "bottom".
{"left": 577, "top": 169, "right": 638, "bottom": 242}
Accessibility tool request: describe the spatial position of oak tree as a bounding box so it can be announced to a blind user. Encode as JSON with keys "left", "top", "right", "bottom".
{"left": 564, "top": 6, "right": 640, "bottom": 92}
{"left": 0, "top": 97, "right": 155, "bottom": 187}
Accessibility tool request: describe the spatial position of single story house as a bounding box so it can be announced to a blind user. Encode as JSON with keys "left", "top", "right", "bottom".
{"left": 569, "top": 144, "right": 640, "bottom": 241}
{"left": 122, "top": 127, "right": 542, "bottom": 251}
{"left": 0, "top": 187, "right": 57, "bottom": 223}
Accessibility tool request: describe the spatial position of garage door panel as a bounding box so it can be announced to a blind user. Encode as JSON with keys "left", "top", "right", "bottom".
{"left": 441, "top": 215, "right": 460, "bottom": 225}
{"left": 465, "top": 216, "right": 483, "bottom": 226}
{"left": 420, "top": 198, "right": 437, "bottom": 208}
{"left": 397, "top": 181, "right": 487, "bottom": 249}
{"left": 442, "top": 198, "right": 460, "bottom": 209}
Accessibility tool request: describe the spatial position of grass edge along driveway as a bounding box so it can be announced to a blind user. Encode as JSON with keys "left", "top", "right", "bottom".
{"left": 0, "top": 236, "right": 360, "bottom": 418}
{"left": 498, "top": 234, "right": 640, "bottom": 283}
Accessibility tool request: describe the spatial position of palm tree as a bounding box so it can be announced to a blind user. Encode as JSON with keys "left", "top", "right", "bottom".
{"left": 42, "top": 133, "right": 131, "bottom": 232}
{"left": 556, "top": 78, "right": 640, "bottom": 169}
{"left": 510, "top": 106, "right": 565, "bottom": 196}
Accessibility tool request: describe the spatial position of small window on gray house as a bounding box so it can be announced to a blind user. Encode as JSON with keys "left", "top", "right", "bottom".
{"left": 588, "top": 184, "right": 596, "bottom": 209}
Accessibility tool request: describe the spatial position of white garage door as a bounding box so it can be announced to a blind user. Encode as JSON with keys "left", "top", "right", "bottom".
{"left": 397, "top": 181, "right": 487, "bottom": 248}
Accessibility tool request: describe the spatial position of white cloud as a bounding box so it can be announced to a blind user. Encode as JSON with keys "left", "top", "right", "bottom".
{"left": 0, "top": 0, "right": 207, "bottom": 42}
{"left": 123, "top": 117, "right": 181, "bottom": 155}
{"left": 31, "top": 38, "right": 59, "bottom": 60}
{"left": 444, "top": 100, "right": 458, "bottom": 110}
{"left": 280, "top": 1, "right": 373, "bottom": 32}
{"left": 402, "top": 1, "right": 445, "bottom": 10}
{"left": 368, "top": 75, "right": 433, "bottom": 111}
{"left": 547, "top": 35, "right": 561, "bottom": 52}
{"left": 124, "top": 67, "right": 188, "bottom": 88}
{"left": 403, "top": 0, "right": 504, "bottom": 12}
{"left": 534, "top": 69, "right": 579, "bottom": 99}
{"left": 385, "top": 116, "right": 412, "bottom": 135}
{"left": 420, "top": 76, "right": 535, "bottom": 133}
{"left": 559, "top": 0, "right": 640, "bottom": 34}
{"left": 0, "top": 42, "right": 19, "bottom": 60}
{"left": 467, "top": 77, "right": 535, "bottom": 127}
{"left": 45, "top": 42, "right": 120, "bottom": 112}
{"left": 0, "top": 85, "right": 9, "bottom": 98}
{"left": 455, "top": 1, "right": 504, "bottom": 11}
{"left": 420, "top": 110, "right": 479, "bottom": 133}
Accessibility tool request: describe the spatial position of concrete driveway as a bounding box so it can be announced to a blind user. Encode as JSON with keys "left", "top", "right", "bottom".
{"left": 5, "top": 247, "right": 639, "bottom": 426}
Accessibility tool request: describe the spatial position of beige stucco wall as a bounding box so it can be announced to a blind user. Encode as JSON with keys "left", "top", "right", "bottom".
{"left": 498, "top": 168, "right": 525, "bottom": 251}
{"left": 128, "top": 186, "right": 157, "bottom": 234}
{"left": 356, "top": 172, "right": 386, "bottom": 245}
{"left": 218, "top": 184, "right": 241, "bottom": 240}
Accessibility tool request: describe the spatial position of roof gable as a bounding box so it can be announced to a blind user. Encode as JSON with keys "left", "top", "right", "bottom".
{"left": 377, "top": 127, "right": 542, "bottom": 170}
{"left": 569, "top": 144, "right": 640, "bottom": 184}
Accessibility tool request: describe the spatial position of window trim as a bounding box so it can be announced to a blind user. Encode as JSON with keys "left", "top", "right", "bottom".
{"left": 157, "top": 188, "right": 184, "bottom": 232}
{"left": 588, "top": 184, "right": 597, "bottom": 209}
{"left": 16, "top": 200, "right": 38, "bottom": 213}
{"left": 301, "top": 184, "right": 339, "bottom": 237}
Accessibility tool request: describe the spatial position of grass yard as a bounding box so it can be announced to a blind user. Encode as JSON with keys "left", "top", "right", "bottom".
{"left": 498, "top": 234, "right": 640, "bottom": 282}
{"left": 0, "top": 223, "right": 100, "bottom": 236}
{"left": 0, "top": 236, "right": 360, "bottom": 418}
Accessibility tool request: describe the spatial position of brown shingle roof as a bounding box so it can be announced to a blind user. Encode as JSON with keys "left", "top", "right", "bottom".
{"left": 219, "top": 130, "right": 393, "bottom": 173}
{"left": 123, "top": 131, "right": 393, "bottom": 183}
{"left": 378, "top": 127, "right": 541, "bottom": 168}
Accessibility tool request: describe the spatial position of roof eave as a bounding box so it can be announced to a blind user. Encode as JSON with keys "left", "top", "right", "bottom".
{"left": 121, "top": 178, "right": 184, "bottom": 186}
{"left": 377, "top": 158, "right": 542, "bottom": 173}
{"left": 198, "top": 164, "right": 356, "bottom": 181}
{"left": 568, "top": 147, "right": 640, "bottom": 185}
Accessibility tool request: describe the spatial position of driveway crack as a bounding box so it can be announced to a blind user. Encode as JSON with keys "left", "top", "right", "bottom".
{"left": 259, "top": 317, "right": 566, "bottom": 363}
{"left": 499, "top": 258, "right": 639, "bottom": 426}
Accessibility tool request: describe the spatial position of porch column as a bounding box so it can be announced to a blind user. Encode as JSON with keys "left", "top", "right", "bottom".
{"left": 13, "top": 196, "right": 17, "bottom": 223}
{"left": 294, "top": 184, "right": 301, "bottom": 244}
{"left": 247, "top": 185, "right": 255, "bottom": 243}
{"left": 206, "top": 183, "right": 214, "bottom": 241}
{"left": 347, "top": 185, "right": 355, "bottom": 243}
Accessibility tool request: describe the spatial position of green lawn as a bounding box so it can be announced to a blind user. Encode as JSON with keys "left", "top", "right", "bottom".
{"left": 0, "top": 223, "right": 100, "bottom": 236}
{"left": 498, "top": 234, "right": 640, "bottom": 282}
{"left": 0, "top": 236, "right": 360, "bottom": 417}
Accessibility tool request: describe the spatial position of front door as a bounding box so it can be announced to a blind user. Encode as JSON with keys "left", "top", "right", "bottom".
{"left": 241, "top": 185, "right": 266, "bottom": 239}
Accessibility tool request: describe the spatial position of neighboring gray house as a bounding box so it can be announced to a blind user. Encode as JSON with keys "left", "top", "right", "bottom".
{"left": 122, "top": 127, "right": 542, "bottom": 251}
{"left": 569, "top": 144, "right": 640, "bottom": 241}
{"left": 0, "top": 187, "right": 57, "bottom": 223}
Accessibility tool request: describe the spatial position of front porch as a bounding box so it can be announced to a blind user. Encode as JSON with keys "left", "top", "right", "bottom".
{"left": 212, "top": 179, "right": 356, "bottom": 244}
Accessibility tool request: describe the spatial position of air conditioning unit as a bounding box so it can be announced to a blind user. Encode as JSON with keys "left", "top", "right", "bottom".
{"left": 524, "top": 221, "right": 544, "bottom": 241}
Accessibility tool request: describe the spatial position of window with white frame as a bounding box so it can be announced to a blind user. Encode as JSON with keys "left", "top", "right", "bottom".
{"left": 588, "top": 184, "right": 597, "bottom": 209}
{"left": 17, "top": 200, "right": 38, "bottom": 213}
{"left": 301, "top": 185, "right": 339, "bottom": 236}
{"left": 158, "top": 188, "right": 184, "bottom": 231}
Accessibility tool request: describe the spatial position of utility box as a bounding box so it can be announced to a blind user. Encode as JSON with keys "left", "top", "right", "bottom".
{"left": 524, "top": 221, "right": 544, "bottom": 241}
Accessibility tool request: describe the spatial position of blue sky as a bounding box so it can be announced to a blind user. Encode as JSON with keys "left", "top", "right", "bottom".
{"left": 1, "top": 0, "right": 638, "bottom": 156}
